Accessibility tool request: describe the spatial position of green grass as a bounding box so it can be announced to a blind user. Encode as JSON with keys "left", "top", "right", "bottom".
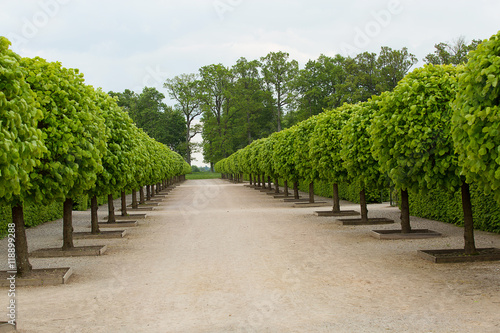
{"left": 185, "top": 172, "right": 222, "bottom": 180}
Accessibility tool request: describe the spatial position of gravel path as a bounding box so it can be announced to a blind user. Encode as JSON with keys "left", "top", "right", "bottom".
{"left": 1, "top": 179, "right": 500, "bottom": 332}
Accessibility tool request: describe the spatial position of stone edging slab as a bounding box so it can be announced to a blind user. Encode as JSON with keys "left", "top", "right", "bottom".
{"left": 293, "top": 202, "right": 329, "bottom": 208}
{"left": 73, "top": 230, "right": 127, "bottom": 239}
{"left": 0, "top": 322, "right": 16, "bottom": 332}
{"left": 98, "top": 221, "right": 138, "bottom": 228}
{"left": 337, "top": 218, "right": 394, "bottom": 226}
{"left": 0, "top": 267, "right": 73, "bottom": 287}
{"left": 282, "top": 198, "right": 308, "bottom": 203}
{"left": 106, "top": 213, "right": 146, "bottom": 220}
{"left": 129, "top": 207, "right": 154, "bottom": 211}
{"left": 371, "top": 229, "right": 442, "bottom": 240}
{"left": 417, "top": 248, "right": 500, "bottom": 263}
{"left": 30, "top": 245, "right": 107, "bottom": 258}
{"left": 315, "top": 210, "right": 360, "bottom": 217}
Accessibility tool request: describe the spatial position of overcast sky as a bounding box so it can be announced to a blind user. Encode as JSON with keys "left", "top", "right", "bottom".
{"left": 2, "top": 0, "right": 500, "bottom": 165}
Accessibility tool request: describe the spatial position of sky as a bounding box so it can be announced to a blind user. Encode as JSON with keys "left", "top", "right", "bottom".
{"left": 2, "top": 0, "right": 500, "bottom": 166}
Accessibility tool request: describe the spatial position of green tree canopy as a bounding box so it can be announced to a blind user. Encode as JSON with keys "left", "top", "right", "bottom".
{"left": 164, "top": 73, "right": 202, "bottom": 164}
{"left": 21, "top": 57, "right": 107, "bottom": 204}
{"left": 292, "top": 115, "right": 320, "bottom": 185}
{"left": 370, "top": 65, "right": 460, "bottom": 193}
{"left": 452, "top": 31, "right": 500, "bottom": 203}
{"left": 0, "top": 37, "right": 45, "bottom": 204}
{"left": 308, "top": 104, "right": 353, "bottom": 183}
{"left": 424, "top": 36, "right": 481, "bottom": 65}
{"left": 260, "top": 51, "right": 299, "bottom": 132}
{"left": 341, "top": 100, "right": 386, "bottom": 189}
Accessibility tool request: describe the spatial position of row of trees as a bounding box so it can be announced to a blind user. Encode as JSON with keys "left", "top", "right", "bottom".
{"left": 160, "top": 38, "right": 479, "bottom": 168}
{"left": 0, "top": 37, "right": 191, "bottom": 276}
{"left": 215, "top": 31, "right": 500, "bottom": 256}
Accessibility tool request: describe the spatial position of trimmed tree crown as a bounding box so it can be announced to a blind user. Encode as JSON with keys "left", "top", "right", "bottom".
{"left": 452, "top": 31, "right": 500, "bottom": 202}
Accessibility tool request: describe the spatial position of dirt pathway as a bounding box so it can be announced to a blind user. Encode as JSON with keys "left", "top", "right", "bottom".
{"left": 2, "top": 179, "right": 500, "bottom": 332}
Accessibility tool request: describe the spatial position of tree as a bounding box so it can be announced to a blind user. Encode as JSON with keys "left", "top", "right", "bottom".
{"left": 352, "top": 52, "right": 380, "bottom": 102}
{"left": 260, "top": 51, "right": 299, "bottom": 131}
{"left": 164, "top": 73, "right": 202, "bottom": 164}
{"left": 249, "top": 139, "right": 266, "bottom": 188}
{"left": 21, "top": 57, "right": 107, "bottom": 251}
{"left": 135, "top": 87, "right": 166, "bottom": 130}
{"left": 370, "top": 65, "right": 470, "bottom": 244}
{"left": 289, "top": 54, "right": 351, "bottom": 124}
{"left": 292, "top": 116, "right": 321, "bottom": 202}
{"left": 136, "top": 87, "right": 186, "bottom": 153}
{"left": 452, "top": 31, "right": 500, "bottom": 204}
{"left": 109, "top": 89, "right": 138, "bottom": 115}
{"left": 272, "top": 129, "right": 301, "bottom": 198}
{"left": 309, "top": 104, "right": 354, "bottom": 212}
{"left": 232, "top": 57, "right": 273, "bottom": 144}
{"left": 258, "top": 134, "right": 281, "bottom": 193}
{"left": 424, "top": 36, "right": 482, "bottom": 65}
{"left": 377, "top": 46, "right": 418, "bottom": 91}
{"left": 88, "top": 90, "right": 140, "bottom": 229}
{"left": 199, "top": 64, "right": 236, "bottom": 164}
{"left": 341, "top": 101, "right": 387, "bottom": 222}
{"left": 0, "top": 37, "right": 46, "bottom": 276}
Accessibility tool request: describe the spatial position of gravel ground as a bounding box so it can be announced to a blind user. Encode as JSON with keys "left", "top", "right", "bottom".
{"left": 1, "top": 179, "right": 499, "bottom": 332}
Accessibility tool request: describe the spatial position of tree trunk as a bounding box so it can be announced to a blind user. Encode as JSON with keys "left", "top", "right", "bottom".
{"left": 257, "top": 175, "right": 261, "bottom": 187}
{"left": 332, "top": 183, "right": 340, "bottom": 212}
{"left": 62, "top": 198, "right": 74, "bottom": 251}
{"left": 132, "top": 190, "right": 138, "bottom": 209}
{"left": 284, "top": 180, "right": 289, "bottom": 197}
{"left": 267, "top": 176, "right": 272, "bottom": 190}
{"left": 274, "top": 178, "right": 280, "bottom": 194}
{"left": 400, "top": 189, "right": 411, "bottom": 233}
{"left": 90, "top": 195, "right": 100, "bottom": 234}
{"left": 156, "top": 183, "right": 160, "bottom": 194}
{"left": 293, "top": 182, "right": 299, "bottom": 199}
{"left": 108, "top": 194, "right": 116, "bottom": 224}
{"left": 360, "top": 189, "right": 368, "bottom": 222}
{"left": 309, "top": 182, "right": 315, "bottom": 203}
{"left": 262, "top": 175, "right": 266, "bottom": 189}
{"left": 121, "top": 191, "right": 128, "bottom": 216}
{"left": 139, "top": 186, "right": 145, "bottom": 204}
{"left": 277, "top": 95, "right": 282, "bottom": 132}
{"left": 151, "top": 184, "right": 155, "bottom": 198}
{"left": 247, "top": 109, "right": 252, "bottom": 145}
{"left": 461, "top": 181, "right": 477, "bottom": 255}
{"left": 12, "top": 204, "right": 32, "bottom": 276}
{"left": 250, "top": 174, "right": 253, "bottom": 186}
{"left": 146, "top": 185, "right": 151, "bottom": 201}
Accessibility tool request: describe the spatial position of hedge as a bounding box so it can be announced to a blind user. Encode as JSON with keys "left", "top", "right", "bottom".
{"left": 244, "top": 174, "right": 500, "bottom": 233}
{"left": 409, "top": 185, "right": 500, "bottom": 234}
{"left": 0, "top": 191, "right": 129, "bottom": 238}
{"left": 265, "top": 177, "right": 386, "bottom": 203}
{"left": 0, "top": 200, "right": 63, "bottom": 237}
